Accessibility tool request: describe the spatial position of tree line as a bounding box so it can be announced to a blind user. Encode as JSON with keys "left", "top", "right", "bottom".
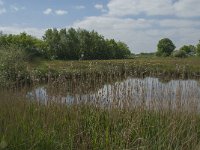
{"left": 156, "top": 38, "right": 200, "bottom": 58}
{"left": 0, "top": 28, "right": 131, "bottom": 60}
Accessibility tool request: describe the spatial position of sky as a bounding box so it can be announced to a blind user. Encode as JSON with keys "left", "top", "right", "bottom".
{"left": 0, "top": 0, "right": 200, "bottom": 53}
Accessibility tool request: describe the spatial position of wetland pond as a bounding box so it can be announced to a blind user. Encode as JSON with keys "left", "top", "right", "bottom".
{"left": 28, "top": 77, "right": 200, "bottom": 110}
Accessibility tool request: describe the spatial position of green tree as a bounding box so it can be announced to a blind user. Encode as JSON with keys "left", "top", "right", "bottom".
{"left": 0, "top": 33, "right": 43, "bottom": 60}
{"left": 156, "top": 38, "right": 176, "bottom": 57}
{"left": 43, "top": 28, "right": 61, "bottom": 59}
{"left": 180, "top": 45, "right": 196, "bottom": 56}
{"left": 106, "top": 39, "right": 118, "bottom": 59}
{"left": 67, "top": 28, "right": 80, "bottom": 60}
{"left": 116, "top": 41, "right": 131, "bottom": 59}
{"left": 89, "top": 31, "right": 106, "bottom": 59}
{"left": 197, "top": 41, "right": 200, "bottom": 56}
{"left": 77, "top": 29, "right": 92, "bottom": 59}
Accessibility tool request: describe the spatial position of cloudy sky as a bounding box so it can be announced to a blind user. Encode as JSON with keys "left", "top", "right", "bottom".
{"left": 0, "top": 0, "right": 200, "bottom": 53}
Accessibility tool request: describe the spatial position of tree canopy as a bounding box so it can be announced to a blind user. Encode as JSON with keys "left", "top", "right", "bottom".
{"left": 156, "top": 38, "right": 176, "bottom": 57}
{"left": 0, "top": 28, "right": 131, "bottom": 60}
{"left": 0, "top": 32, "right": 44, "bottom": 59}
{"left": 43, "top": 28, "right": 131, "bottom": 60}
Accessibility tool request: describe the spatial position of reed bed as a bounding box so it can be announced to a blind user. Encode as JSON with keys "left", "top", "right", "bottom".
{"left": 1, "top": 92, "right": 200, "bottom": 149}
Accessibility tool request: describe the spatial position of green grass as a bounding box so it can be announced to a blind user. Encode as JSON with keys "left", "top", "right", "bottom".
{"left": 28, "top": 57, "right": 200, "bottom": 81}
{"left": 29, "top": 57, "right": 200, "bottom": 71}
{"left": 1, "top": 91, "right": 200, "bottom": 150}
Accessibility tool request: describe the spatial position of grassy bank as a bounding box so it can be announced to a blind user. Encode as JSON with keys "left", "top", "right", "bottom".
{"left": 27, "top": 57, "right": 200, "bottom": 83}
{"left": 30, "top": 57, "right": 200, "bottom": 76}
{"left": 1, "top": 91, "right": 200, "bottom": 150}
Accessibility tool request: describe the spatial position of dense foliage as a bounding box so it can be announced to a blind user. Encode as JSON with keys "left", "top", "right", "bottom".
{"left": 0, "top": 33, "right": 44, "bottom": 60}
{"left": 156, "top": 38, "right": 176, "bottom": 57}
{"left": 179, "top": 45, "right": 196, "bottom": 56}
{"left": 172, "top": 50, "right": 187, "bottom": 58}
{"left": 197, "top": 41, "right": 200, "bottom": 56}
{"left": 43, "top": 28, "right": 131, "bottom": 60}
{"left": 0, "top": 46, "right": 28, "bottom": 86}
{"left": 0, "top": 28, "right": 131, "bottom": 60}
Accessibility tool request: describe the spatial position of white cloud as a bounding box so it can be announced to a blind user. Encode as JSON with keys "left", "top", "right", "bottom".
{"left": 174, "top": 0, "right": 200, "bottom": 17}
{"left": 73, "top": 16, "right": 153, "bottom": 30}
{"left": 55, "top": 10, "right": 68, "bottom": 15}
{"left": 75, "top": 5, "right": 85, "bottom": 10}
{"left": 94, "top": 4, "right": 104, "bottom": 10}
{"left": 0, "top": 26, "right": 45, "bottom": 38}
{"left": 94, "top": 4, "right": 107, "bottom": 12}
{"left": 159, "top": 19, "right": 200, "bottom": 28}
{"left": 107, "top": 0, "right": 200, "bottom": 17}
{"left": 10, "top": 5, "right": 26, "bottom": 12}
{"left": 43, "top": 8, "right": 52, "bottom": 15}
{"left": 107, "top": 0, "right": 174, "bottom": 17}
{"left": 43, "top": 8, "right": 68, "bottom": 16}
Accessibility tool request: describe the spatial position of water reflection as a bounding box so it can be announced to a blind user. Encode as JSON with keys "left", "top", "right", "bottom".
{"left": 28, "top": 77, "right": 200, "bottom": 110}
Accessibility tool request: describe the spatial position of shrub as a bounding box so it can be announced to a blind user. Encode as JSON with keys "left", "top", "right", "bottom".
{"left": 180, "top": 45, "right": 196, "bottom": 56}
{"left": 0, "top": 46, "right": 28, "bottom": 86}
{"left": 173, "top": 50, "right": 187, "bottom": 58}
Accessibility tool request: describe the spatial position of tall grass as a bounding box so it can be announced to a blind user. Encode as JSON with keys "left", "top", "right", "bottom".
{"left": 1, "top": 90, "right": 200, "bottom": 149}
{"left": 1, "top": 75, "right": 200, "bottom": 149}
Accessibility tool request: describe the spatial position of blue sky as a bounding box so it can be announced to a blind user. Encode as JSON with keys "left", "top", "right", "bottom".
{"left": 0, "top": 0, "right": 200, "bottom": 53}
{"left": 0, "top": 0, "right": 108, "bottom": 28}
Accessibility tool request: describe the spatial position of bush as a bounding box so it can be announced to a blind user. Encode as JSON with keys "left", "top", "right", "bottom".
{"left": 0, "top": 46, "right": 28, "bottom": 86}
{"left": 180, "top": 45, "right": 196, "bottom": 56}
{"left": 173, "top": 50, "right": 187, "bottom": 58}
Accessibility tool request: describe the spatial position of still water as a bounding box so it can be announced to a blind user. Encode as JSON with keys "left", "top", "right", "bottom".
{"left": 28, "top": 77, "right": 200, "bottom": 110}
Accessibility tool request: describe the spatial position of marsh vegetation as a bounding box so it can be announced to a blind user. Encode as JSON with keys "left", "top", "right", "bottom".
{"left": 1, "top": 30, "right": 200, "bottom": 149}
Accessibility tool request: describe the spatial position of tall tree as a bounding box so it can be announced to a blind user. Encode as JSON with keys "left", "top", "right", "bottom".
{"left": 67, "top": 28, "right": 80, "bottom": 60}
{"left": 116, "top": 41, "right": 131, "bottom": 59}
{"left": 43, "top": 28, "right": 61, "bottom": 59}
